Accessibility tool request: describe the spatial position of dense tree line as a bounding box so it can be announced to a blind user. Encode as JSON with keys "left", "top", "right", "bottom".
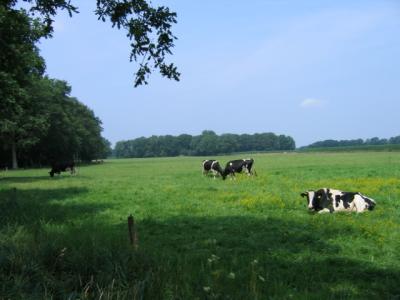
{"left": 0, "top": 75, "right": 112, "bottom": 168}
{"left": 302, "top": 136, "right": 400, "bottom": 149}
{"left": 0, "top": 5, "right": 111, "bottom": 168}
{"left": 114, "top": 130, "right": 296, "bottom": 158}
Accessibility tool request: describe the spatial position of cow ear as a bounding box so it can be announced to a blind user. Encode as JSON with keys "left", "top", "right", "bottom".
{"left": 300, "top": 192, "right": 308, "bottom": 198}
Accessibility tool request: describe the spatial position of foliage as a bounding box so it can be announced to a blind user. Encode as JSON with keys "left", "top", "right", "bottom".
{"left": 0, "top": 5, "right": 47, "bottom": 168}
{"left": 0, "top": 77, "right": 112, "bottom": 167}
{"left": 302, "top": 135, "right": 400, "bottom": 149}
{"left": 5, "top": 0, "right": 179, "bottom": 86}
{"left": 0, "top": 5, "right": 111, "bottom": 168}
{"left": 0, "top": 152, "right": 399, "bottom": 298}
{"left": 114, "top": 130, "right": 296, "bottom": 158}
{"left": 298, "top": 144, "right": 400, "bottom": 153}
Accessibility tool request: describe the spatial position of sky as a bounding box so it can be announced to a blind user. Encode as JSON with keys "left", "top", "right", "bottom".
{"left": 38, "top": 0, "right": 400, "bottom": 147}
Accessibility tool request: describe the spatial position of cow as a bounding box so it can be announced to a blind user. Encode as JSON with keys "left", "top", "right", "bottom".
{"left": 301, "top": 188, "right": 376, "bottom": 213}
{"left": 49, "top": 161, "right": 76, "bottom": 177}
{"left": 202, "top": 160, "right": 224, "bottom": 179}
{"left": 222, "top": 158, "right": 255, "bottom": 180}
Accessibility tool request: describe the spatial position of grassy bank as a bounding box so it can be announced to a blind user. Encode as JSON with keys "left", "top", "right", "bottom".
{"left": 1, "top": 152, "right": 400, "bottom": 299}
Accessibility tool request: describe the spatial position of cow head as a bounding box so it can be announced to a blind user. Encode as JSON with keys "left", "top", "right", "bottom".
{"left": 222, "top": 170, "right": 227, "bottom": 180}
{"left": 301, "top": 189, "right": 328, "bottom": 211}
{"left": 49, "top": 170, "right": 55, "bottom": 177}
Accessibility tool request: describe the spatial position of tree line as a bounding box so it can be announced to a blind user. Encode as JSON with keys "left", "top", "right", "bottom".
{"left": 301, "top": 135, "right": 400, "bottom": 149}
{"left": 0, "top": 5, "right": 111, "bottom": 168}
{"left": 114, "top": 130, "right": 296, "bottom": 158}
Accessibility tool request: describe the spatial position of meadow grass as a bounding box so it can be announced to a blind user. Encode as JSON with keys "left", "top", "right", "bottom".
{"left": 1, "top": 152, "right": 400, "bottom": 299}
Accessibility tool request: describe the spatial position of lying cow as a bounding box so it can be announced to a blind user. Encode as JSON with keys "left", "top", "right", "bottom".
{"left": 49, "top": 161, "right": 76, "bottom": 177}
{"left": 222, "top": 158, "right": 255, "bottom": 180}
{"left": 301, "top": 188, "right": 376, "bottom": 213}
{"left": 202, "top": 160, "right": 224, "bottom": 178}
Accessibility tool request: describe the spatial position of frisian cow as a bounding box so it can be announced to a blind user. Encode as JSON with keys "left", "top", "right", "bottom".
{"left": 222, "top": 158, "right": 255, "bottom": 180}
{"left": 202, "top": 160, "right": 224, "bottom": 179}
{"left": 49, "top": 161, "right": 76, "bottom": 177}
{"left": 301, "top": 188, "right": 376, "bottom": 213}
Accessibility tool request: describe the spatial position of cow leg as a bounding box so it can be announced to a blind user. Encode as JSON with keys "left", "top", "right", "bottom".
{"left": 318, "top": 208, "right": 331, "bottom": 214}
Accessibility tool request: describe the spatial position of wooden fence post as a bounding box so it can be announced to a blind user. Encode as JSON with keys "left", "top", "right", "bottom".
{"left": 128, "top": 214, "right": 138, "bottom": 249}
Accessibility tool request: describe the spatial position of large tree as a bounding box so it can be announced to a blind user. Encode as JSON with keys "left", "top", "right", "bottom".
{"left": 1, "top": 0, "right": 179, "bottom": 168}
{"left": 5, "top": 0, "right": 180, "bottom": 86}
{"left": 0, "top": 6, "right": 47, "bottom": 168}
{"left": 5, "top": 77, "right": 113, "bottom": 167}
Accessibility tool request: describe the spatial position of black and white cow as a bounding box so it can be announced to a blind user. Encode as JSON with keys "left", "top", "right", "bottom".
{"left": 202, "top": 160, "right": 224, "bottom": 178}
{"left": 301, "top": 188, "right": 376, "bottom": 213}
{"left": 49, "top": 161, "right": 76, "bottom": 177}
{"left": 222, "top": 158, "right": 255, "bottom": 180}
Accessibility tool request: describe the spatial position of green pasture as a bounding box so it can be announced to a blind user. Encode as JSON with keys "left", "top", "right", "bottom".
{"left": 1, "top": 152, "right": 400, "bottom": 299}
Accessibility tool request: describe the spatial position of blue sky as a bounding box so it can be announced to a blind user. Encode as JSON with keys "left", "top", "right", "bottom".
{"left": 38, "top": 0, "right": 400, "bottom": 147}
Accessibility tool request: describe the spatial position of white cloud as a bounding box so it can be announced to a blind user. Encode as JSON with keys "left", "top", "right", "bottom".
{"left": 300, "top": 98, "right": 326, "bottom": 108}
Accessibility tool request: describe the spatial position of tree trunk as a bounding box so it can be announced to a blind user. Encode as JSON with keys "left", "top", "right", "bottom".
{"left": 11, "top": 140, "right": 18, "bottom": 169}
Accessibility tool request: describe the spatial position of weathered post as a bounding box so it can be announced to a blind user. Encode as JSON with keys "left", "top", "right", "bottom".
{"left": 127, "top": 214, "right": 138, "bottom": 249}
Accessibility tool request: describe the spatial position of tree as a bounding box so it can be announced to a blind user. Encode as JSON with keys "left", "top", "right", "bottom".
{"left": 1, "top": 0, "right": 178, "bottom": 168}
{"left": 32, "top": 79, "right": 108, "bottom": 163}
{"left": 98, "top": 137, "right": 113, "bottom": 158}
{"left": 193, "top": 131, "right": 219, "bottom": 155}
{"left": 5, "top": 0, "right": 180, "bottom": 87}
{"left": 0, "top": 77, "right": 112, "bottom": 167}
{"left": 0, "top": 6, "right": 47, "bottom": 168}
{"left": 113, "top": 131, "right": 296, "bottom": 158}
{"left": 389, "top": 136, "right": 400, "bottom": 144}
{"left": 218, "top": 134, "right": 239, "bottom": 154}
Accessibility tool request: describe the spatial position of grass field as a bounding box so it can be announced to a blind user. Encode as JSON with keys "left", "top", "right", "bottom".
{"left": 1, "top": 152, "right": 400, "bottom": 299}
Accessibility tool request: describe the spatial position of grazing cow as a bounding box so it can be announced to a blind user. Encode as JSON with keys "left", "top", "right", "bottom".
{"left": 49, "top": 161, "right": 76, "bottom": 177}
{"left": 202, "top": 160, "right": 224, "bottom": 178}
{"left": 301, "top": 188, "right": 376, "bottom": 213}
{"left": 222, "top": 158, "right": 255, "bottom": 180}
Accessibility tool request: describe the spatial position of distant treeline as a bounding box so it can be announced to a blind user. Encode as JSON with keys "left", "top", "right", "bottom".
{"left": 114, "top": 130, "right": 295, "bottom": 158}
{"left": 298, "top": 144, "right": 400, "bottom": 153}
{"left": 301, "top": 135, "right": 400, "bottom": 149}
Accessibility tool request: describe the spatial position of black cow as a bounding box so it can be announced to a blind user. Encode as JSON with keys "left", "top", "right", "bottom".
{"left": 222, "top": 158, "right": 255, "bottom": 180}
{"left": 202, "top": 160, "right": 224, "bottom": 178}
{"left": 49, "top": 161, "right": 76, "bottom": 177}
{"left": 301, "top": 188, "right": 376, "bottom": 213}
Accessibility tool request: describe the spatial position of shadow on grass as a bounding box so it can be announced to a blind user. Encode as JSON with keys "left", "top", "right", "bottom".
{"left": 132, "top": 216, "right": 400, "bottom": 299}
{"left": 0, "top": 192, "right": 399, "bottom": 299}
{"left": 0, "top": 174, "right": 77, "bottom": 183}
{"left": 0, "top": 187, "right": 111, "bottom": 226}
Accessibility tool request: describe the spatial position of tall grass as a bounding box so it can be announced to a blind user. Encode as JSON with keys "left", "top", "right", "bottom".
{"left": 1, "top": 152, "right": 400, "bottom": 299}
